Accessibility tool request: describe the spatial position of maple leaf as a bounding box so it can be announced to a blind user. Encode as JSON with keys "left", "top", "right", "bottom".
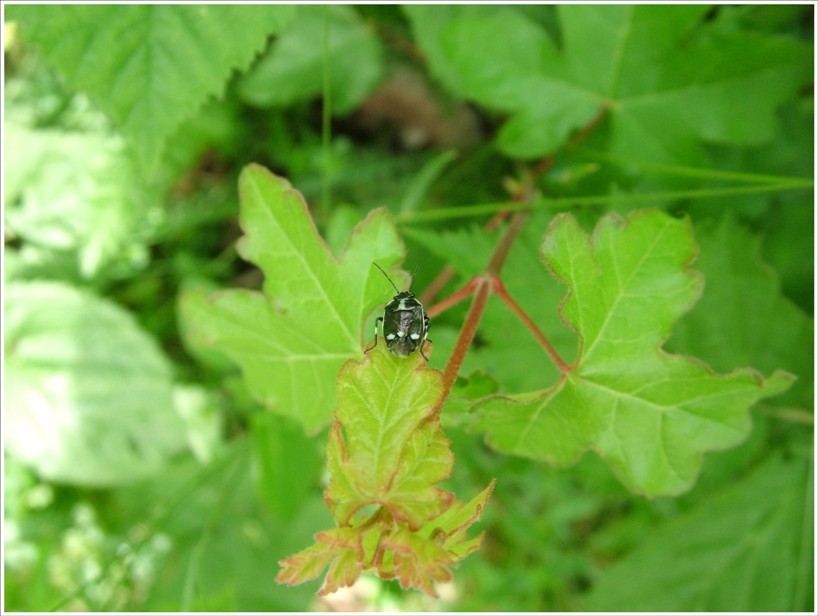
{"left": 406, "top": 5, "right": 811, "bottom": 177}
{"left": 667, "top": 215, "right": 813, "bottom": 409}
{"left": 472, "top": 210, "right": 793, "bottom": 497}
{"left": 277, "top": 343, "right": 493, "bottom": 597}
{"left": 181, "top": 164, "right": 405, "bottom": 432}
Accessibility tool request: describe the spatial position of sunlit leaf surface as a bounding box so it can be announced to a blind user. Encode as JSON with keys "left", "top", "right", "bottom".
{"left": 473, "top": 211, "right": 793, "bottom": 496}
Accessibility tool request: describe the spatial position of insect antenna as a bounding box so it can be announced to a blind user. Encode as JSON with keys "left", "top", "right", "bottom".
{"left": 372, "top": 262, "right": 401, "bottom": 294}
{"left": 408, "top": 263, "right": 420, "bottom": 292}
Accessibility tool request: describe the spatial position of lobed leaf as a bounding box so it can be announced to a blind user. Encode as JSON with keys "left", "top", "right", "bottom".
{"left": 278, "top": 343, "right": 491, "bottom": 597}
{"left": 181, "top": 164, "right": 404, "bottom": 432}
{"left": 667, "top": 215, "right": 813, "bottom": 408}
{"left": 406, "top": 5, "right": 811, "bottom": 181}
{"left": 473, "top": 210, "right": 794, "bottom": 497}
{"left": 419, "top": 480, "right": 495, "bottom": 558}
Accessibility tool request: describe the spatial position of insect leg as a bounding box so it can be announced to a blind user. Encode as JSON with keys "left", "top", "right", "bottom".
{"left": 419, "top": 317, "right": 431, "bottom": 361}
{"left": 364, "top": 317, "right": 383, "bottom": 354}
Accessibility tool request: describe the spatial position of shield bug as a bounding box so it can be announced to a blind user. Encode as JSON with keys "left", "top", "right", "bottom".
{"left": 365, "top": 262, "right": 430, "bottom": 361}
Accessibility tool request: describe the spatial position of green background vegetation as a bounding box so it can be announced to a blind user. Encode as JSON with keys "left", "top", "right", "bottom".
{"left": 3, "top": 4, "right": 814, "bottom": 611}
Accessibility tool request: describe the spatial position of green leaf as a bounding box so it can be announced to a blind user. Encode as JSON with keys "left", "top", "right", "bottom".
{"left": 180, "top": 164, "right": 405, "bottom": 432}
{"left": 419, "top": 480, "right": 495, "bottom": 558}
{"left": 175, "top": 276, "right": 236, "bottom": 374}
{"left": 278, "top": 343, "right": 492, "bottom": 597}
{"left": 109, "top": 441, "right": 331, "bottom": 611}
{"left": 325, "top": 342, "right": 452, "bottom": 529}
{"left": 239, "top": 5, "right": 383, "bottom": 114}
{"left": 4, "top": 282, "right": 187, "bottom": 486}
{"left": 443, "top": 371, "right": 501, "bottom": 425}
{"left": 249, "top": 413, "right": 321, "bottom": 523}
{"left": 472, "top": 210, "right": 794, "bottom": 497}
{"left": 4, "top": 120, "right": 160, "bottom": 280}
{"left": 403, "top": 223, "right": 496, "bottom": 281}
{"left": 584, "top": 454, "right": 812, "bottom": 611}
{"left": 668, "top": 215, "right": 813, "bottom": 408}
{"left": 401, "top": 5, "right": 502, "bottom": 95}
{"left": 8, "top": 5, "right": 295, "bottom": 173}
{"left": 406, "top": 6, "right": 811, "bottom": 174}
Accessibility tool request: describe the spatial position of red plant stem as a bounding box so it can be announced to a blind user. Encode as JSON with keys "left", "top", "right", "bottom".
{"left": 426, "top": 277, "right": 476, "bottom": 318}
{"left": 432, "top": 276, "right": 493, "bottom": 415}
{"left": 426, "top": 105, "right": 610, "bottom": 412}
{"left": 420, "top": 265, "right": 457, "bottom": 306}
{"left": 431, "top": 211, "right": 529, "bottom": 415}
{"left": 492, "top": 277, "right": 570, "bottom": 375}
{"left": 486, "top": 211, "right": 529, "bottom": 275}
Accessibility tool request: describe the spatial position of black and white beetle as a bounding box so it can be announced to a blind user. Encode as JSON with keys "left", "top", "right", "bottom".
{"left": 365, "top": 262, "right": 430, "bottom": 361}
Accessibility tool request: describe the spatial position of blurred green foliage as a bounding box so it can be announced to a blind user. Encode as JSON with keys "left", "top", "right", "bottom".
{"left": 3, "top": 4, "right": 813, "bottom": 611}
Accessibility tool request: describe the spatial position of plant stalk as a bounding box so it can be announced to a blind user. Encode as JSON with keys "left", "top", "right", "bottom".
{"left": 492, "top": 278, "right": 570, "bottom": 374}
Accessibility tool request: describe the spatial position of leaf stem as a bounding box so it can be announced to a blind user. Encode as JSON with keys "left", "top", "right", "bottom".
{"left": 486, "top": 210, "right": 529, "bottom": 276}
{"left": 420, "top": 265, "right": 458, "bottom": 307}
{"left": 579, "top": 146, "right": 812, "bottom": 185}
{"left": 426, "top": 277, "right": 476, "bottom": 318}
{"left": 396, "top": 182, "right": 813, "bottom": 224}
{"left": 428, "top": 105, "right": 608, "bottom": 411}
{"left": 432, "top": 210, "right": 536, "bottom": 414}
{"left": 492, "top": 277, "right": 570, "bottom": 375}
{"left": 433, "top": 275, "right": 493, "bottom": 415}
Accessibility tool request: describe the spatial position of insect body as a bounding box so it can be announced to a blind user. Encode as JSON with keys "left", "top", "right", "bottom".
{"left": 365, "top": 263, "right": 430, "bottom": 361}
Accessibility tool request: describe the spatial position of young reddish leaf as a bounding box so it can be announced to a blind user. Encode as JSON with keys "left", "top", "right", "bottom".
{"left": 181, "top": 164, "right": 405, "bottom": 432}
{"left": 276, "top": 527, "right": 361, "bottom": 591}
{"left": 279, "top": 342, "right": 492, "bottom": 597}
{"left": 473, "top": 210, "right": 794, "bottom": 497}
{"left": 420, "top": 480, "right": 495, "bottom": 558}
{"left": 380, "top": 527, "right": 455, "bottom": 597}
